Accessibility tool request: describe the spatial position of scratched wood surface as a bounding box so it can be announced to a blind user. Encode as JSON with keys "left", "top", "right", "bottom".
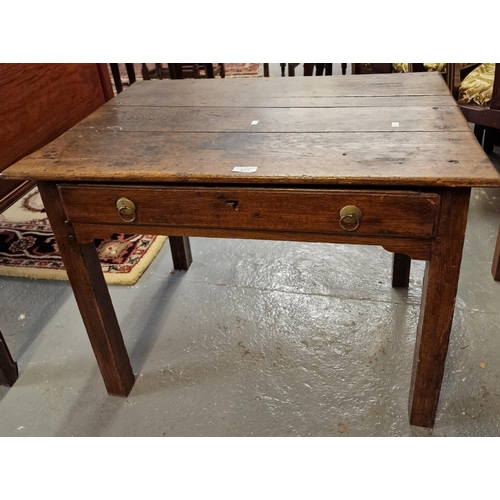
{"left": 105, "top": 72, "right": 453, "bottom": 106}
{"left": 3, "top": 73, "right": 500, "bottom": 188}
{"left": 64, "top": 105, "right": 468, "bottom": 133}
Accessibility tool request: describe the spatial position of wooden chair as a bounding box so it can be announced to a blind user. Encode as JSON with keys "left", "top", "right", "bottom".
{"left": 454, "top": 63, "right": 500, "bottom": 154}
{"left": 351, "top": 63, "right": 393, "bottom": 74}
{"left": 109, "top": 64, "right": 226, "bottom": 91}
{"left": 271, "top": 63, "right": 347, "bottom": 77}
{"left": 0, "top": 64, "right": 113, "bottom": 212}
{"left": 280, "top": 63, "right": 300, "bottom": 76}
{"left": 141, "top": 63, "right": 225, "bottom": 80}
{"left": 0, "top": 63, "right": 114, "bottom": 385}
{"left": 351, "top": 63, "right": 481, "bottom": 94}
{"left": 453, "top": 63, "right": 500, "bottom": 279}
{"left": 109, "top": 63, "right": 136, "bottom": 93}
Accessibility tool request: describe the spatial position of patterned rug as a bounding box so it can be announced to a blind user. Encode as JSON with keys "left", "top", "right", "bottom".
{"left": 0, "top": 188, "right": 167, "bottom": 285}
{"left": 223, "top": 63, "right": 261, "bottom": 76}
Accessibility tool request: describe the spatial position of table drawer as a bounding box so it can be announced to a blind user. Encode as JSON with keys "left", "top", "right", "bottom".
{"left": 58, "top": 185, "right": 440, "bottom": 238}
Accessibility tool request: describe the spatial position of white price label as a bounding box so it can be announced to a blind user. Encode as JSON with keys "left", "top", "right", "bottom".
{"left": 392, "top": 122, "right": 400, "bottom": 127}
{"left": 251, "top": 120, "right": 259, "bottom": 125}
{"left": 233, "top": 166, "right": 258, "bottom": 173}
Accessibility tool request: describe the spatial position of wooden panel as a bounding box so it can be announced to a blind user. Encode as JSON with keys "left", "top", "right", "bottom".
{"left": 0, "top": 64, "right": 109, "bottom": 172}
{"left": 96, "top": 63, "right": 115, "bottom": 101}
{"left": 0, "top": 63, "right": 112, "bottom": 210}
{"left": 59, "top": 185, "right": 440, "bottom": 239}
{"left": 77, "top": 105, "right": 467, "bottom": 133}
{"left": 71, "top": 221, "right": 434, "bottom": 261}
{"left": 5, "top": 130, "right": 499, "bottom": 187}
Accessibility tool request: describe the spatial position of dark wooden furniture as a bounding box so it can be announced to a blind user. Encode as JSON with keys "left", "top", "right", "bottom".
{"left": 352, "top": 63, "right": 449, "bottom": 74}
{"left": 278, "top": 63, "right": 347, "bottom": 77}
{"left": 0, "top": 63, "right": 114, "bottom": 386}
{"left": 0, "top": 331, "right": 18, "bottom": 387}
{"left": 279, "top": 63, "right": 298, "bottom": 76}
{"left": 304, "top": 64, "right": 333, "bottom": 76}
{"left": 141, "top": 63, "right": 225, "bottom": 80}
{"left": 352, "top": 63, "right": 482, "bottom": 98}
{"left": 352, "top": 63, "right": 393, "bottom": 75}
{"left": 456, "top": 64, "right": 500, "bottom": 154}
{"left": 109, "top": 64, "right": 226, "bottom": 92}
{"left": 456, "top": 64, "right": 500, "bottom": 279}
{"left": 0, "top": 63, "right": 113, "bottom": 212}
{"left": 109, "top": 63, "right": 136, "bottom": 93}
{"left": 3, "top": 73, "right": 500, "bottom": 428}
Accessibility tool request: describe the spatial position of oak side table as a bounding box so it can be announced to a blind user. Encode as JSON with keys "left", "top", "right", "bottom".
{"left": 3, "top": 73, "right": 500, "bottom": 427}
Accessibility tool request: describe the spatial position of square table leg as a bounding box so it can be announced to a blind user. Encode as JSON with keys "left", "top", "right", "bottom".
{"left": 0, "top": 330, "right": 18, "bottom": 387}
{"left": 38, "top": 182, "right": 135, "bottom": 397}
{"left": 409, "top": 188, "right": 471, "bottom": 427}
{"left": 169, "top": 236, "right": 193, "bottom": 271}
{"left": 392, "top": 253, "right": 411, "bottom": 288}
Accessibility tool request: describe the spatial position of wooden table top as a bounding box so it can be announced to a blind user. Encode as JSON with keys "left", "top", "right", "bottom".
{"left": 3, "top": 72, "right": 500, "bottom": 188}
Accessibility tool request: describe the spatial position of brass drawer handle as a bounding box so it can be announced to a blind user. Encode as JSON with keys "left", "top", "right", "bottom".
{"left": 339, "top": 205, "right": 362, "bottom": 232}
{"left": 116, "top": 197, "right": 136, "bottom": 222}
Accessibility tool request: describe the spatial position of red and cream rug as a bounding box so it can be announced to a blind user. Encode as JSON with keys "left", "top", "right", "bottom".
{"left": 0, "top": 188, "right": 167, "bottom": 285}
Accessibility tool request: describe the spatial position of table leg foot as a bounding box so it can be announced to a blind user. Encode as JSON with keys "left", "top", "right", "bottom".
{"left": 408, "top": 188, "right": 470, "bottom": 427}
{"left": 392, "top": 253, "right": 411, "bottom": 288}
{"left": 38, "top": 182, "right": 135, "bottom": 397}
{"left": 169, "top": 236, "right": 193, "bottom": 271}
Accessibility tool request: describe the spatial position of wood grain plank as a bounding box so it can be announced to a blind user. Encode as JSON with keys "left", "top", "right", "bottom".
{"left": 74, "top": 105, "right": 468, "bottom": 133}
{"left": 4, "top": 131, "right": 498, "bottom": 187}
{"left": 109, "top": 94, "right": 456, "bottom": 109}
{"left": 106, "top": 73, "right": 451, "bottom": 108}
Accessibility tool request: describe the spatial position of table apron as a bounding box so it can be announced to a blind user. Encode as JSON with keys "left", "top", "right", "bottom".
{"left": 68, "top": 222, "right": 432, "bottom": 261}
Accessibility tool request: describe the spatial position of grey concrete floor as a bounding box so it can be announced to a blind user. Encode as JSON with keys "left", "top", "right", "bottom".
{"left": 1, "top": 69, "right": 500, "bottom": 435}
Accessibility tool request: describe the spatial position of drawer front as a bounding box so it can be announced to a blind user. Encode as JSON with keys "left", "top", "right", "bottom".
{"left": 58, "top": 185, "right": 440, "bottom": 239}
